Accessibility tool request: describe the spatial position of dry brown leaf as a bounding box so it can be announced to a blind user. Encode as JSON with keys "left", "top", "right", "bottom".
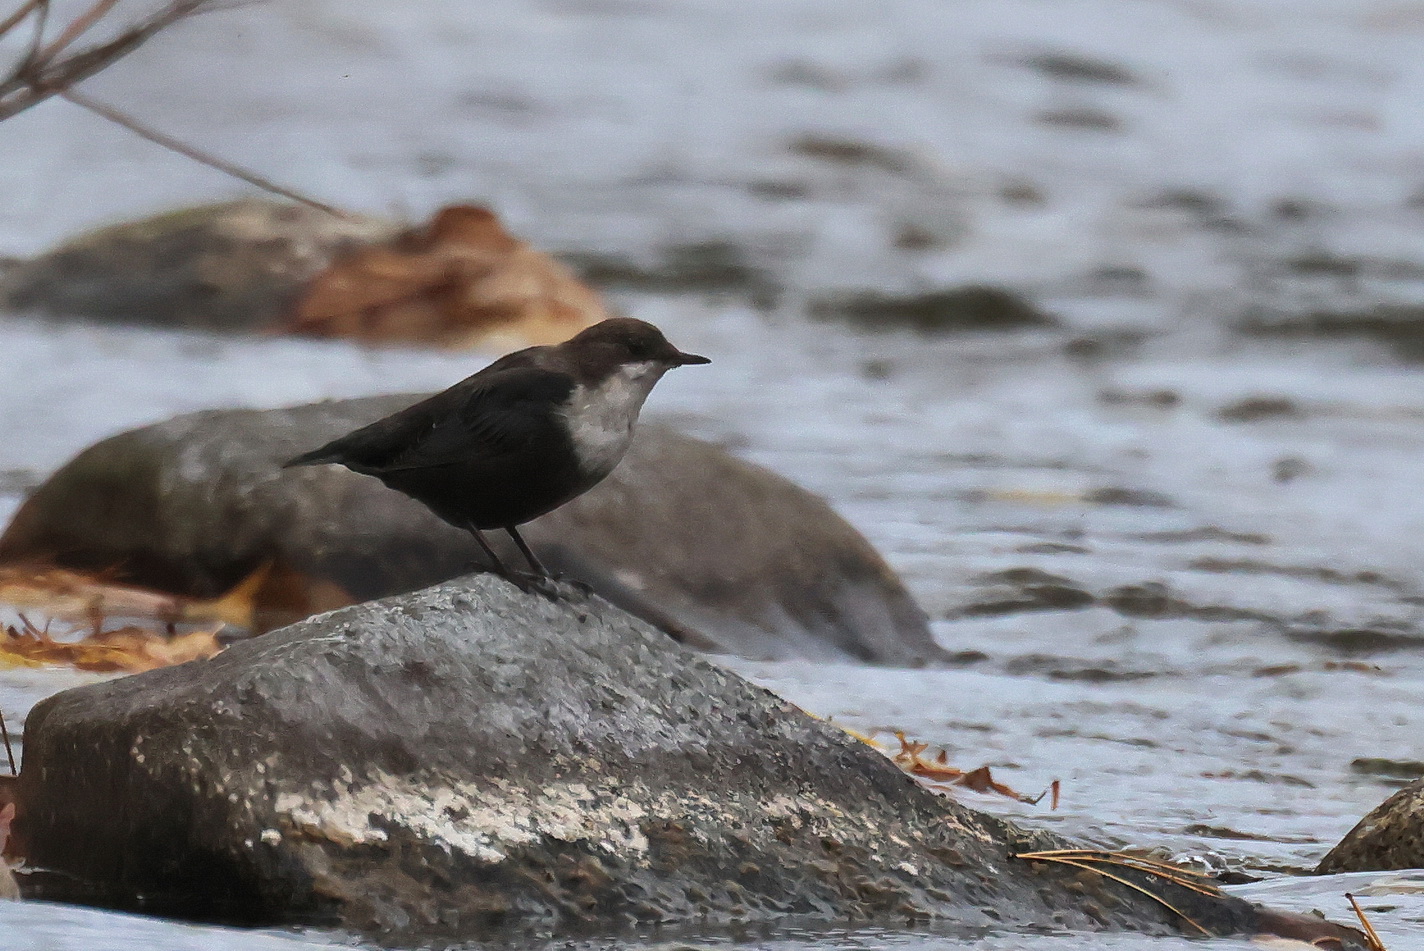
{"left": 280, "top": 205, "right": 608, "bottom": 348}
{"left": 841, "top": 727, "right": 1059, "bottom": 807}
{"left": 0, "top": 563, "right": 266, "bottom": 672}
{"left": 0, "top": 561, "right": 357, "bottom": 636}
{"left": 0, "top": 563, "right": 265, "bottom": 630}
{"left": 0, "top": 565, "right": 190, "bottom": 628}
{"left": 0, "top": 620, "right": 222, "bottom": 673}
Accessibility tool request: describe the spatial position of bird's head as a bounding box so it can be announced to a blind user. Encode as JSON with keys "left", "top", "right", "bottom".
{"left": 564, "top": 318, "right": 710, "bottom": 386}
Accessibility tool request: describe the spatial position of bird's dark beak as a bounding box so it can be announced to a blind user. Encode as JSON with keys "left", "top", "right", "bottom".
{"left": 671, "top": 350, "right": 711, "bottom": 366}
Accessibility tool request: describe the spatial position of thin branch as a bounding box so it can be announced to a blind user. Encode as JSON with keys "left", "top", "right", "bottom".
{"left": 32, "top": 0, "right": 119, "bottom": 67}
{"left": 17, "top": 0, "right": 50, "bottom": 76}
{"left": 0, "top": 0, "right": 350, "bottom": 219}
{"left": 0, "top": 0, "right": 207, "bottom": 122}
{"left": 61, "top": 87, "right": 352, "bottom": 219}
{"left": 0, "top": 0, "right": 43, "bottom": 39}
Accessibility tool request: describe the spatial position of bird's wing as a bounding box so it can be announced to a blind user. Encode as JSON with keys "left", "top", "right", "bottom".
{"left": 286, "top": 365, "right": 574, "bottom": 473}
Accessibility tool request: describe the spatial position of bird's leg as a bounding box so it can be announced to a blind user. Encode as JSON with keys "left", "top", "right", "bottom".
{"left": 469, "top": 524, "right": 581, "bottom": 601}
{"left": 503, "top": 526, "right": 590, "bottom": 600}
{"left": 504, "top": 525, "right": 547, "bottom": 578}
{"left": 465, "top": 524, "right": 513, "bottom": 578}
{"left": 506, "top": 526, "right": 593, "bottom": 598}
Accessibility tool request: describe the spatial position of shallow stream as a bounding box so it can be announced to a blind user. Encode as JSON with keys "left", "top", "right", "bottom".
{"left": 3, "top": 0, "right": 1424, "bottom": 946}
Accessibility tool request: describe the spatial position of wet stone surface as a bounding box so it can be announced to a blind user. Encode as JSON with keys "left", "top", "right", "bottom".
{"left": 16, "top": 577, "right": 1276, "bottom": 943}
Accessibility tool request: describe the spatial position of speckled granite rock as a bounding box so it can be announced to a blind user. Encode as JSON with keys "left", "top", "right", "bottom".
{"left": 17, "top": 577, "right": 1283, "bottom": 943}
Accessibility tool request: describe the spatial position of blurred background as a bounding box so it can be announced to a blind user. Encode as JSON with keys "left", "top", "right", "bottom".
{"left": 3, "top": 0, "right": 1424, "bottom": 947}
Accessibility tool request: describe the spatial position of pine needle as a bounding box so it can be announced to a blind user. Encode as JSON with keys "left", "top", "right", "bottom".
{"left": 1014, "top": 848, "right": 1222, "bottom": 898}
{"left": 1346, "top": 893, "right": 1389, "bottom": 951}
{"left": 1013, "top": 849, "right": 1212, "bottom": 935}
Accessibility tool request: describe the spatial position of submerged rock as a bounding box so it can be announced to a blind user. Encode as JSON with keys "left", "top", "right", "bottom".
{"left": 1034, "top": 108, "right": 1123, "bottom": 133}
{"left": 808, "top": 286, "right": 1056, "bottom": 333}
{"left": 561, "top": 240, "right": 779, "bottom": 305}
{"left": 787, "top": 135, "right": 917, "bottom": 174}
{"left": 17, "top": 577, "right": 1279, "bottom": 942}
{"left": 0, "top": 397, "right": 942, "bottom": 664}
{"left": 0, "top": 200, "right": 395, "bottom": 331}
{"left": 1317, "top": 778, "right": 1424, "bottom": 873}
{"left": 1018, "top": 51, "right": 1142, "bottom": 86}
{"left": 1238, "top": 303, "right": 1424, "bottom": 359}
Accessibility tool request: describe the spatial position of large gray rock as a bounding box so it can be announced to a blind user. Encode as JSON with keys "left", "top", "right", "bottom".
{"left": 1317, "top": 779, "right": 1424, "bottom": 873}
{"left": 0, "top": 397, "right": 942, "bottom": 664}
{"left": 0, "top": 200, "right": 394, "bottom": 331}
{"left": 17, "top": 577, "right": 1276, "bottom": 943}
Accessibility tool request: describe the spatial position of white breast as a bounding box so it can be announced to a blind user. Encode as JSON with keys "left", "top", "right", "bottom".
{"left": 559, "top": 361, "right": 666, "bottom": 481}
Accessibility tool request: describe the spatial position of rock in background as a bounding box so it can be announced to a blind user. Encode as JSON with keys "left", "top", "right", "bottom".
{"left": 0, "top": 397, "right": 943, "bottom": 664}
{"left": 1317, "top": 779, "right": 1424, "bottom": 873}
{"left": 0, "top": 201, "right": 394, "bottom": 332}
{"left": 0, "top": 200, "right": 608, "bottom": 348}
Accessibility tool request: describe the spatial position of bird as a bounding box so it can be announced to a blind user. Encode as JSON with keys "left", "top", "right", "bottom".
{"left": 284, "top": 317, "right": 709, "bottom": 586}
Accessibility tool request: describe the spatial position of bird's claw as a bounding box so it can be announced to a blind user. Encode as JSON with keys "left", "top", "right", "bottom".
{"left": 520, "top": 574, "right": 564, "bottom": 600}
{"left": 563, "top": 578, "right": 595, "bottom": 597}
{"left": 505, "top": 572, "right": 591, "bottom": 602}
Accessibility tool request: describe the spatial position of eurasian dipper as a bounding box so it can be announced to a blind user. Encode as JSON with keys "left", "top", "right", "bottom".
{"left": 284, "top": 317, "right": 709, "bottom": 584}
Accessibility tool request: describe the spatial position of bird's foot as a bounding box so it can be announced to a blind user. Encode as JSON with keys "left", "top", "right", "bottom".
{"left": 521, "top": 573, "right": 565, "bottom": 601}
{"left": 552, "top": 575, "right": 592, "bottom": 597}
{"left": 503, "top": 571, "right": 593, "bottom": 602}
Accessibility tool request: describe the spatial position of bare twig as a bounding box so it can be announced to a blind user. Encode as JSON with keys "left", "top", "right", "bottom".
{"left": 0, "top": 0, "right": 43, "bottom": 38}
{"left": 60, "top": 88, "right": 351, "bottom": 218}
{"left": 32, "top": 0, "right": 120, "bottom": 66}
{"left": 16, "top": 0, "right": 51, "bottom": 77}
{"left": 0, "top": 0, "right": 208, "bottom": 122}
{"left": 0, "top": 0, "right": 350, "bottom": 216}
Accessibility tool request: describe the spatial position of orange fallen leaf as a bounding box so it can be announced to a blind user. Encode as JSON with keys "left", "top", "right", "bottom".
{"left": 0, "top": 619, "right": 222, "bottom": 673}
{"left": 0, "top": 563, "right": 268, "bottom": 631}
{"left": 843, "top": 727, "right": 1059, "bottom": 807}
{"left": 280, "top": 205, "right": 608, "bottom": 348}
{"left": 0, "top": 560, "right": 357, "bottom": 636}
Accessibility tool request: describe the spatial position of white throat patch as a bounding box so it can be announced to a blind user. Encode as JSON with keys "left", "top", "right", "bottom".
{"left": 560, "top": 361, "right": 666, "bottom": 481}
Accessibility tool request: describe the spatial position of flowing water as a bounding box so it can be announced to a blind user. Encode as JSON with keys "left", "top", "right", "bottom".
{"left": 3, "top": 0, "right": 1424, "bottom": 946}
